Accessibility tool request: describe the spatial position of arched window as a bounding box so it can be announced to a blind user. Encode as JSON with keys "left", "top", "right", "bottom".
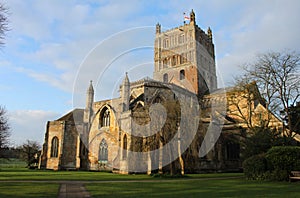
{"left": 179, "top": 34, "right": 185, "bottom": 44}
{"left": 98, "top": 139, "right": 108, "bottom": 162}
{"left": 180, "top": 70, "right": 185, "bottom": 80}
{"left": 122, "top": 134, "right": 127, "bottom": 160}
{"left": 226, "top": 143, "right": 240, "bottom": 160}
{"left": 163, "top": 38, "right": 169, "bottom": 48}
{"left": 51, "top": 137, "right": 59, "bottom": 158}
{"left": 163, "top": 73, "right": 168, "bottom": 83}
{"left": 100, "top": 107, "right": 110, "bottom": 127}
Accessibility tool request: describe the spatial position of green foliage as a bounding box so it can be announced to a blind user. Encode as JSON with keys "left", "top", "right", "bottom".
{"left": 262, "top": 170, "right": 290, "bottom": 181}
{"left": 266, "top": 146, "right": 300, "bottom": 173}
{"left": 242, "top": 154, "right": 268, "bottom": 180}
{"left": 287, "top": 103, "right": 300, "bottom": 134}
{"left": 242, "top": 127, "right": 299, "bottom": 161}
{"left": 243, "top": 146, "right": 300, "bottom": 181}
{"left": 242, "top": 127, "right": 278, "bottom": 159}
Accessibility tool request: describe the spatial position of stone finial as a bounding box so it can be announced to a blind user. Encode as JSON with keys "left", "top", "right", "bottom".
{"left": 156, "top": 23, "right": 161, "bottom": 34}
{"left": 88, "top": 80, "right": 94, "bottom": 93}
{"left": 123, "top": 72, "right": 130, "bottom": 85}
{"left": 207, "top": 27, "right": 212, "bottom": 40}
{"left": 121, "top": 72, "right": 130, "bottom": 112}
{"left": 190, "top": 9, "right": 195, "bottom": 24}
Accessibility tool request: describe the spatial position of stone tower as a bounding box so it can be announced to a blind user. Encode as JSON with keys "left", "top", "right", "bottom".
{"left": 153, "top": 9, "right": 217, "bottom": 95}
{"left": 121, "top": 72, "right": 130, "bottom": 111}
{"left": 84, "top": 80, "right": 94, "bottom": 124}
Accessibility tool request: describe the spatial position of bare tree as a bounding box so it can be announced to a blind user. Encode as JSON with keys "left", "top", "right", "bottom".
{"left": 240, "top": 50, "right": 300, "bottom": 135}
{"left": 0, "top": 106, "right": 10, "bottom": 151}
{"left": 0, "top": 3, "right": 9, "bottom": 46}
{"left": 18, "top": 140, "right": 41, "bottom": 168}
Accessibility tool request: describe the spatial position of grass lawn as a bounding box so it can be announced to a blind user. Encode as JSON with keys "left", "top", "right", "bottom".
{"left": 0, "top": 158, "right": 26, "bottom": 168}
{"left": 0, "top": 168, "right": 151, "bottom": 181}
{"left": 0, "top": 167, "right": 299, "bottom": 197}
{"left": 0, "top": 167, "right": 242, "bottom": 181}
{"left": 86, "top": 179, "right": 300, "bottom": 198}
{"left": 0, "top": 183, "right": 59, "bottom": 198}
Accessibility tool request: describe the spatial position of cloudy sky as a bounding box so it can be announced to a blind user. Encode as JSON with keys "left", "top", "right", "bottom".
{"left": 1, "top": 0, "right": 300, "bottom": 146}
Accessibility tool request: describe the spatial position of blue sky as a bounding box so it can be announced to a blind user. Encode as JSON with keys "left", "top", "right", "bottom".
{"left": 1, "top": 0, "right": 300, "bottom": 146}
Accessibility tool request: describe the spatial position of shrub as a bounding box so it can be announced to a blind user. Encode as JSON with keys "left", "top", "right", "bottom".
{"left": 266, "top": 146, "right": 300, "bottom": 171}
{"left": 242, "top": 127, "right": 279, "bottom": 160}
{"left": 265, "top": 146, "right": 300, "bottom": 181}
{"left": 242, "top": 154, "right": 268, "bottom": 180}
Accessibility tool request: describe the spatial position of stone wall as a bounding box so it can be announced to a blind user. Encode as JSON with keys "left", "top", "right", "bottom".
{"left": 46, "top": 120, "right": 65, "bottom": 170}
{"left": 89, "top": 100, "right": 120, "bottom": 171}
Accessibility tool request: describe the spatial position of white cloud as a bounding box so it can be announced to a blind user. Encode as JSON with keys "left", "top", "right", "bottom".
{"left": 2, "top": 0, "right": 300, "bottom": 146}
{"left": 8, "top": 110, "right": 60, "bottom": 146}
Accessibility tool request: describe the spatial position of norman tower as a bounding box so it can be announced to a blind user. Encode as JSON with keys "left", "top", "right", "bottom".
{"left": 153, "top": 10, "right": 217, "bottom": 95}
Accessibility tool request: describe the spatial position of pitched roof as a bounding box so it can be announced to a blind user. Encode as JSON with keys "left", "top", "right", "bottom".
{"left": 57, "top": 109, "right": 84, "bottom": 123}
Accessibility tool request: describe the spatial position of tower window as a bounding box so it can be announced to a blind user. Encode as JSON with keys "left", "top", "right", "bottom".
{"left": 178, "top": 34, "right": 185, "bottom": 44}
{"left": 180, "top": 70, "right": 185, "bottom": 80}
{"left": 163, "top": 39, "right": 169, "bottom": 48}
{"left": 51, "top": 136, "right": 59, "bottom": 158}
{"left": 163, "top": 73, "right": 168, "bottom": 83}
{"left": 98, "top": 139, "right": 108, "bottom": 163}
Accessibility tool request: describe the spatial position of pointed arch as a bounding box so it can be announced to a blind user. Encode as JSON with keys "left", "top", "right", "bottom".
{"left": 99, "top": 106, "right": 110, "bottom": 127}
{"left": 50, "top": 136, "right": 59, "bottom": 158}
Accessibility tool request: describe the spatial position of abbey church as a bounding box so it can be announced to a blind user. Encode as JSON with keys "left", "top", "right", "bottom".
{"left": 39, "top": 10, "right": 283, "bottom": 173}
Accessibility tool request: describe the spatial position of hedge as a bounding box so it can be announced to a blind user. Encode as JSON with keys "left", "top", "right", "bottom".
{"left": 242, "top": 154, "right": 268, "bottom": 180}
{"left": 266, "top": 146, "right": 300, "bottom": 172}
{"left": 243, "top": 146, "right": 300, "bottom": 181}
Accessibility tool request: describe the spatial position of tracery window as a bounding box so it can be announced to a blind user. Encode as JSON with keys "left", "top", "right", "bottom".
{"left": 51, "top": 136, "right": 59, "bottom": 158}
{"left": 100, "top": 107, "right": 110, "bottom": 127}
{"left": 98, "top": 139, "right": 108, "bottom": 162}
